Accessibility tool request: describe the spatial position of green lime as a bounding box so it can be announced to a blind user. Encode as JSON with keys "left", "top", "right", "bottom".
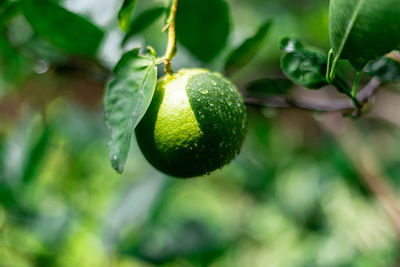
{"left": 135, "top": 69, "right": 247, "bottom": 178}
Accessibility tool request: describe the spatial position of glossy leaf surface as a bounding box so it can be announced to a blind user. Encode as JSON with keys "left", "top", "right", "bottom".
{"left": 280, "top": 37, "right": 328, "bottom": 90}
{"left": 329, "top": 0, "right": 400, "bottom": 70}
{"left": 104, "top": 48, "right": 157, "bottom": 173}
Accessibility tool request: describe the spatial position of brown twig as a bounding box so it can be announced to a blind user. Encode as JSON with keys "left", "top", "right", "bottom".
{"left": 244, "top": 78, "right": 382, "bottom": 112}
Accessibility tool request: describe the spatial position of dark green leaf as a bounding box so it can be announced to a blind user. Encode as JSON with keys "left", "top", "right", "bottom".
{"left": 118, "top": 0, "right": 137, "bottom": 33}
{"left": 246, "top": 78, "right": 293, "bottom": 95}
{"left": 224, "top": 20, "right": 272, "bottom": 75}
{"left": 22, "top": 125, "right": 51, "bottom": 184}
{"left": 176, "top": 0, "right": 230, "bottom": 62}
{"left": 104, "top": 48, "right": 157, "bottom": 173}
{"left": 364, "top": 54, "right": 400, "bottom": 83}
{"left": 329, "top": 0, "right": 400, "bottom": 70}
{"left": 21, "top": 0, "right": 104, "bottom": 57}
{"left": 0, "top": 1, "right": 18, "bottom": 26}
{"left": 280, "top": 37, "right": 304, "bottom": 53}
{"left": 0, "top": 34, "right": 31, "bottom": 90}
{"left": 122, "top": 6, "right": 166, "bottom": 46}
{"left": 280, "top": 37, "right": 328, "bottom": 90}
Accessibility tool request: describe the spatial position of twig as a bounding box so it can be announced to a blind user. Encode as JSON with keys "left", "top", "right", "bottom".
{"left": 244, "top": 78, "right": 382, "bottom": 113}
{"left": 163, "top": 0, "right": 179, "bottom": 74}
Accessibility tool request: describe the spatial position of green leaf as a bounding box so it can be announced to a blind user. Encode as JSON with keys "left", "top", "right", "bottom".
{"left": 246, "top": 78, "right": 293, "bottom": 95}
{"left": 0, "top": 34, "right": 31, "bottom": 91}
{"left": 224, "top": 20, "right": 272, "bottom": 75}
{"left": 122, "top": 6, "right": 166, "bottom": 46}
{"left": 21, "top": 0, "right": 104, "bottom": 57}
{"left": 176, "top": 0, "right": 230, "bottom": 62}
{"left": 329, "top": 0, "right": 400, "bottom": 71}
{"left": 104, "top": 48, "right": 157, "bottom": 174}
{"left": 280, "top": 37, "right": 328, "bottom": 90}
{"left": 364, "top": 54, "right": 400, "bottom": 83}
{"left": 118, "top": 0, "right": 137, "bottom": 33}
{"left": 0, "top": 1, "right": 18, "bottom": 26}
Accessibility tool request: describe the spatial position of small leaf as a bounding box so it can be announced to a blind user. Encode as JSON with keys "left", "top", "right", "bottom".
{"left": 224, "top": 20, "right": 272, "bottom": 75}
{"left": 280, "top": 37, "right": 328, "bottom": 90}
{"left": 118, "top": 0, "right": 137, "bottom": 33}
{"left": 246, "top": 78, "right": 293, "bottom": 95}
{"left": 280, "top": 37, "right": 304, "bottom": 53}
{"left": 329, "top": 0, "right": 400, "bottom": 71}
{"left": 176, "top": 0, "right": 230, "bottom": 62}
{"left": 122, "top": 6, "right": 166, "bottom": 46}
{"left": 21, "top": 0, "right": 104, "bottom": 57}
{"left": 0, "top": 34, "right": 31, "bottom": 91}
{"left": 364, "top": 53, "right": 400, "bottom": 83}
{"left": 104, "top": 48, "right": 157, "bottom": 173}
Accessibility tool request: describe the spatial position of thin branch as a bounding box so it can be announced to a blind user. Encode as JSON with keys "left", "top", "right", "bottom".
{"left": 163, "top": 0, "right": 179, "bottom": 74}
{"left": 244, "top": 78, "right": 382, "bottom": 113}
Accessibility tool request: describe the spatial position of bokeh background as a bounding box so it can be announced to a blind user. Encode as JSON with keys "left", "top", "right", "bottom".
{"left": 1, "top": 0, "right": 400, "bottom": 266}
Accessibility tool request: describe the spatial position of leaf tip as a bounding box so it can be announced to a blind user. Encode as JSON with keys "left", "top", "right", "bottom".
{"left": 110, "top": 153, "right": 125, "bottom": 174}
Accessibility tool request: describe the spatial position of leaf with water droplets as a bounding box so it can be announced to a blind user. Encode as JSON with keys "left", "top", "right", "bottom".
{"left": 104, "top": 47, "right": 157, "bottom": 173}
{"left": 280, "top": 37, "right": 329, "bottom": 90}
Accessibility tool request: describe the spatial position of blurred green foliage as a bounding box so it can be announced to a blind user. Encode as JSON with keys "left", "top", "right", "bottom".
{"left": 0, "top": 0, "right": 400, "bottom": 266}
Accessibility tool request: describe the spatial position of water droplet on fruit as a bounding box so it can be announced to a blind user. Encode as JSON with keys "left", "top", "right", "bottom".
{"left": 199, "top": 89, "right": 208, "bottom": 95}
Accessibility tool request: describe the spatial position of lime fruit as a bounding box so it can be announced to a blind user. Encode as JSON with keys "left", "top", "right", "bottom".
{"left": 135, "top": 69, "right": 247, "bottom": 178}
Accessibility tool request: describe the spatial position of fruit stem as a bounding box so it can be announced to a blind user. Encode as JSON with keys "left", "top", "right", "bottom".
{"left": 163, "top": 0, "right": 179, "bottom": 75}
{"left": 351, "top": 70, "right": 363, "bottom": 98}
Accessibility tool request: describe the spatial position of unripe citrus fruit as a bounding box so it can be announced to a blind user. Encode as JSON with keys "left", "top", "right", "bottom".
{"left": 135, "top": 69, "right": 247, "bottom": 178}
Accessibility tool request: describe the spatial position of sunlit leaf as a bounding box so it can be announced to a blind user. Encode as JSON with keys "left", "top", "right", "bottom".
{"left": 104, "top": 48, "right": 157, "bottom": 173}
{"left": 329, "top": 0, "right": 400, "bottom": 70}
{"left": 118, "top": 0, "right": 137, "bottom": 33}
{"left": 21, "top": 0, "right": 104, "bottom": 57}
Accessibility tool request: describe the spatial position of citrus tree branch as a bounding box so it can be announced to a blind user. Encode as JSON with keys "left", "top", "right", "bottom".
{"left": 163, "top": 0, "right": 179, "bottom": 74}
{"left": 244, "top": 78, "right": 382, "bottom": 115}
